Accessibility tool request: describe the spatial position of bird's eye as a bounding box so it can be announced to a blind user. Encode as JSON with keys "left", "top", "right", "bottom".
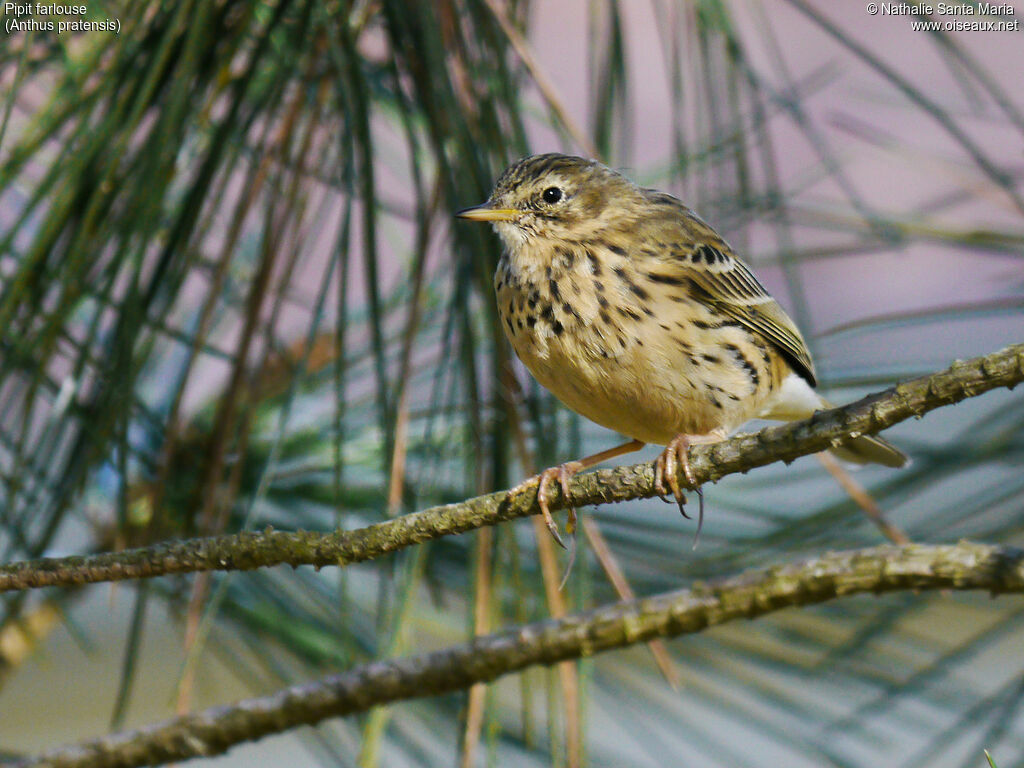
{"left": 542, "top": 186, "right": 563, "bottom": 204}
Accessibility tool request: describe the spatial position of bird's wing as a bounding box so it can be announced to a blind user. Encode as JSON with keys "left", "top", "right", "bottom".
{"left": 642, "top": 200, "right": 817, "bottom": 385}
{"left": 686, "top": 241, "right": 816, "bottom": 385}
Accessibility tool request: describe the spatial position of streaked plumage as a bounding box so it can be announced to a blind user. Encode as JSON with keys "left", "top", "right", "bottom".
{"left": 458, "top": 153, "right": 906, "bottom": 544}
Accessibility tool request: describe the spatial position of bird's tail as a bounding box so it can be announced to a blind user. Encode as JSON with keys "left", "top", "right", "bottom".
{"left": 828, "top": 433, "right": 908, "bottom": 468}
{"left": 760, "top": 376, "right": 909, "bottom": 469}
{"left": 818, "top": 396, "right": 908, "bottom": 469}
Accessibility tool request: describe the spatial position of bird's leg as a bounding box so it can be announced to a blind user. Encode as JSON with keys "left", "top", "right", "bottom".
{"left": 511, "top": 439, "right": 645, "bottom": 549}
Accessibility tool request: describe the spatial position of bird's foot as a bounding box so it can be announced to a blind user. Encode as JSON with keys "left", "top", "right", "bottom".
{"left": 654, "top": 434, "right": 706, "bottom": 546}
{"left": 509, "top": 460, "right": 583, "bottom": 550}
{"left": 653, "top": 435, "right": 696, "bottom": 514}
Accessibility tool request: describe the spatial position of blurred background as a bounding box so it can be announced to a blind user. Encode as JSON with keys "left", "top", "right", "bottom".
{"left": 1, "top": 1, "right": 1023, "bottom": 766}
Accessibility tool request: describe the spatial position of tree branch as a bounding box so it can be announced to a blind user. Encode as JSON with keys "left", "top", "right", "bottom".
{"left": 1, "top": 342, "right": 1022, "bottom": 594}
{"left": 14, "top": 542, "right": 1024, "bottom": 768}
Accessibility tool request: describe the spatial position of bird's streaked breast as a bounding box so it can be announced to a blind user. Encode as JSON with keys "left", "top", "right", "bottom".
{"left": 494, "top": 239, "right": 790, "bottom": 443}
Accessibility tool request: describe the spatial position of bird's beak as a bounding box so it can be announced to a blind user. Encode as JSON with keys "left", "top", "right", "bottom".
{"left": 455, "top": 203, "right": 521, "bottom": 222}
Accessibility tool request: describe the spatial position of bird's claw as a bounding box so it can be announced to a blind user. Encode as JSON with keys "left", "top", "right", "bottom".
{"left": 536, "top": 467, "right": 568, "bottom": 549}
{"left": 654, "top": 437, "right": 692, "bottom": 518}
{"left": 654, "top": 436, "right": 705, "bottom": 546}
{"left": 512, "top": 461, "right": 583, "bottom": 551}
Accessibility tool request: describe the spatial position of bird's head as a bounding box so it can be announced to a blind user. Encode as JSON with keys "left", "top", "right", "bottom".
{"left": 457, "top": 153, "right": 641, "bottom": 253}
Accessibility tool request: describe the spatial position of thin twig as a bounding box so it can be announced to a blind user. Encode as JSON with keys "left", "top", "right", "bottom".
{"left": 460, "top": 528, "right": 492, "bottom": 768}
{"left": 531, "top": 516, "right": 581, "bottom": 768}
{"left": 385, "top": 179, "right": 439, "bottom": 514}
{"left": 816, "top": 452, "right": 910, "bottom": 545}
{"left": 581, "top": 517, "right": 681, "bottom": 690}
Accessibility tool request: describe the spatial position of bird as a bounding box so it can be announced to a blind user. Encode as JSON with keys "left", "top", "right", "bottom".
{"left": 457, "top": 153, "right": 907, "bottom": 547}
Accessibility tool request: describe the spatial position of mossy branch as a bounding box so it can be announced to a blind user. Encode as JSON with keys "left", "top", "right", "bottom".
{"left": 1, "top": 342, "right": 1022, "bottom": 595}
{"left": 14, "top": 542, "right": 1024, "bottom": 768}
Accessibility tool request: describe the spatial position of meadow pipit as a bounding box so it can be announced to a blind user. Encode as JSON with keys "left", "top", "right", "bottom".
{"left": 458, "top": 153, "right": 907, "bottom": 546}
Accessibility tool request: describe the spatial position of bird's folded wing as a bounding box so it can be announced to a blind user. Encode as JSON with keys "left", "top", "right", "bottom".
{"left": 672, "top": 240, "right": 818, "bottom": 386}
